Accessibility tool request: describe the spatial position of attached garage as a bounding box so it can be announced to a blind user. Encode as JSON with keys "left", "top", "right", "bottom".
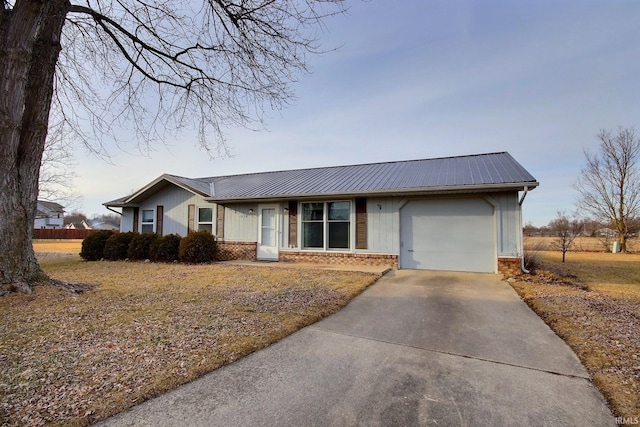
{"left": 400, "top": 198, "right": 496, "bottom": 273}
{"left": 107, "top": 152, "right": 538, "bottom": 276}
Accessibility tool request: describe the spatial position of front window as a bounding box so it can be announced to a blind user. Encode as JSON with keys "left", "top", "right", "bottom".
{"left": 141, "top": 209, "right": 154, "bottom": 233}
{"left": 302, "top": 202, "right": 324, "bottom": 248}
{"left": 327, "top": 202, "right": 350, "bottom": 249}
{"left": 198, "top": 207, "right": 213, "bottom": 234}
{"left": 302, "top": 201, "right": 351, "bottom": 250}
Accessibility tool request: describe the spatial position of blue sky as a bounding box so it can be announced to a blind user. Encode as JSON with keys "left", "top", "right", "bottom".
{"left": 71, "top": 0, "right": 640, "bottom": 226}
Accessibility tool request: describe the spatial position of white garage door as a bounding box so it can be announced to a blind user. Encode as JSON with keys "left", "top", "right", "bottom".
{"left": 400, "top": 198, "right": 495, "bottom": 273}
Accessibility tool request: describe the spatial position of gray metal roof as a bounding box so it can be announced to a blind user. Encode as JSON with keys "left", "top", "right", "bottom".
{"left": 165, "top": 174, "right": 212, "bottom": 196}
{"left": 105, "top": 152, "right": 538, "bottom": 206}
{"left": 202, "top": 152, "right": 537, "bottom": 201}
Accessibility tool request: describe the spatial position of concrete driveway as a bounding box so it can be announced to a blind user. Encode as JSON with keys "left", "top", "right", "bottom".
{"left": 95, "top": 270, "right": 613, "bottom": 426}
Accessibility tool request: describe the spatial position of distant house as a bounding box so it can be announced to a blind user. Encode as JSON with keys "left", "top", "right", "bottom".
{"left": 34, "top": 201, "right": 65, "bottom": 229}
{"left": 65, "top": 220, "right": 92, "bottom": 230}
{"left": 86, "top": 218, "right": 120, "bottom": 231}
{"left": 64, "top": 218, "right": 120, "bottom": 230}
{"left": 104, "top": 152, "right": 539, "bottom": 275}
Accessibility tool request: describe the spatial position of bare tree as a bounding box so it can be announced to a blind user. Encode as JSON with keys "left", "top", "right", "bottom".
{"left": 1, "top": 0, "right": 346, "bottom": 293}
{"left": 548, "top": 211, "right": 581, "bottom": 262}
{"left": 39, "top": 120, "right": 81, "bottom": 207}
{"left": 575, "top": 127, "right": 640, "bottom": 253}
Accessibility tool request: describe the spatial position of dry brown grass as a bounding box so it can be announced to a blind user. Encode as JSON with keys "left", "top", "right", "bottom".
{"left": 1, "top": 254, "right": 379, "bottom": 426}
{"left": 511, "top": 251, "right": 640, "bottom": 419}
{"left": 32, "top": 239, "right": 83, "bottom": 254}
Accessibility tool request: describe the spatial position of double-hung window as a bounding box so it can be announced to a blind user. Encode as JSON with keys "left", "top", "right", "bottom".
{"left": 141, "top": 209, "right": 154, "bottom": 233}
{"left": 302, "top": 201, "right": 351, "bottom": 250}
{"left": 198, "top": 207, "right": 214, "bottom": 233}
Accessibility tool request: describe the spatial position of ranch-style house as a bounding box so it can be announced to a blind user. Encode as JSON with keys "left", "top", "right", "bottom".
{"left": 104, "top": 152, "right": 539, "bottom": 275}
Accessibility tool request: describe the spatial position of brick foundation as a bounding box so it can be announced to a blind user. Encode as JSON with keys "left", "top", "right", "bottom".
{"left": 497, "top": 257, "right": 523, "bottom": 277}
{"left": 215, "top": 241, "right": 257, "bottom": 261}
{"left": 215, "top": 243, "right": 517, "bottom": 275}
{"left": 280, "top": 251, "right": 398, "bottom": 268}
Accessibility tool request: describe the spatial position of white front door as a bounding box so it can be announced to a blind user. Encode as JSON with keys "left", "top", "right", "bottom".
{"left": 257, "top": 205, "right": 279, "bottom": 260}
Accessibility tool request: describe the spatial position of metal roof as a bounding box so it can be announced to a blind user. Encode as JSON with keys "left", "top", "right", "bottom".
{"left": 202, "top": 152, "right": 538, "bottom": 201}
{"left": 104, "top": 152, "right": 538, "bottom": 206}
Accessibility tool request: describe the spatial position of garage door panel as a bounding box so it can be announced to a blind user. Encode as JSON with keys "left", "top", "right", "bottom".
{"left": 400, "top": 199, "right": 495, "bottom": 273}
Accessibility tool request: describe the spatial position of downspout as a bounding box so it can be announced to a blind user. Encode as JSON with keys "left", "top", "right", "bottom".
{"left": 518, "top": 187, "right": 530, "bottom": 274}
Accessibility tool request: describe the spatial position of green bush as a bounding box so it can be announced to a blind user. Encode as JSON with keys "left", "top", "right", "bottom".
{"left": 179, "top": 231, "right": 216, "bottom": 263}
{"left": 150, "top": 234, "right": 182, "bottom": 262}
{"left": 127, "top": 233, "right": 158, "bottom": 260}
{"left": 103, "top": 232, "right": 136, "bottom": 261}
{"left": 80, "top": 230, "right": 115, "bottom": 261}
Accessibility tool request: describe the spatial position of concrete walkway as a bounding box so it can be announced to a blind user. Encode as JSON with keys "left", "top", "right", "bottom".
{"left": 95, "top": 270, "right": 613, "bottom": 426}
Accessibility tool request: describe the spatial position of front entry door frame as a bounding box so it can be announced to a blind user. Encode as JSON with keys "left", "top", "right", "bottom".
{"left": 257, "top": 204, "right": 279, "bottom": 260}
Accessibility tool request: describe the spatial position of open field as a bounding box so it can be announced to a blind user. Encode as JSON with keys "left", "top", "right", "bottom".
{"left": 32, "top": 239, "right": 83, "bottom": 254}
{"left": 511, "top": 251, "right": 640, "bottom": 419}
{"left": 525, "top": 236, "right": 640, "bottom": 253}
{"left": 0, "top": 255, "right": 379, "bottom": 426}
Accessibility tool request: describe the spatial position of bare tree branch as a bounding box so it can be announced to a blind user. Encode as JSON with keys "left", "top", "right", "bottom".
{"left": 1, "top": 0, "right": 345, "bottom": 290}
{"left": 52, "top": 0, "right": 346, "bottom": 157}
{"left": 548, "top": 211, "right": 581, "bottom": 262}
{"left": 575, "top": 127, "right": 640, "bottom": 252}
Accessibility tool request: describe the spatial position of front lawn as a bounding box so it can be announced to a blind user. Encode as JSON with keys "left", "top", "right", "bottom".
{"left": 510, "top": 251, "right": 640, "bottom": 420}
{"left": 0, "top": 255, "right": 379, "bottom": 426}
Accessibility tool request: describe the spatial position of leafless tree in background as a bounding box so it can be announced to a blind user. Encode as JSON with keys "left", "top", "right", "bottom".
{"left": 575, "top": 127, "right": 640, "bottom": 253}
{"left": 38, "top": 114, "right": 81, "bottom": 208}
{"left": 0, "top": 0, "right": 346, "bottom": 292}
{"left": 548, "top": 211, "right": 581, "bottom": 262}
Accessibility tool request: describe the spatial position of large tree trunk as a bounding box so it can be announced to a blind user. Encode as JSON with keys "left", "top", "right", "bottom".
{"left": 0, "top": 0, "right": 68, "bottom": 293}
{"left": 618, "top": 232, "right": 627, "bottom": 253}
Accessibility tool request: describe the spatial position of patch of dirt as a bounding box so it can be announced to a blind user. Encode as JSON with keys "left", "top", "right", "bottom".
{"left": 48, "top": 279, "right": 97, "bottom": 294}
{"left": 518, "top": 269, "right": 590, "bottom": 291}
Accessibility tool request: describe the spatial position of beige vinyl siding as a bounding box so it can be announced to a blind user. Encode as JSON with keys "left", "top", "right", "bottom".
{"left": 136, "top": 186, "right": 214, "bottom": 236}
{"left": 365, "top": 197, "right": 400, "bottom": 254}
{"left": 222, "top": 204, "right": 259, "bottom": 241}
{"left": 363, "top": 192, "right": 521, "bottom": 258}
{"left": 492, "top": 192, "right": 522, "bottom": 257}
{"left": 120, "top": 208, "right": 135, "bottom": 232}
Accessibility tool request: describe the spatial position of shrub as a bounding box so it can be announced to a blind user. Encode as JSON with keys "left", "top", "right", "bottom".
{"left": 179, "top": 231, "right": 216, "bottom": 263}
{"left": 103, "top": 232, "right": 136, "bottom": 261}
{"left": 80, "top": 230, "right": 115, "bottom": 261}
{"left": 127, "top": 233, "right": 158, "bottom": 260}
{"left": 150, "top": 234, "right": 182, "bottom": 262}
{"left": 523, "top": 241, "right": 548, "bottom": 272}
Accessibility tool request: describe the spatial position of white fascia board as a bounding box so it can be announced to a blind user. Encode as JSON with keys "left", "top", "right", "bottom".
{"left": 120, "top": 174, "right": 209, "bottom": 205}
{"left": 204, "top": 182, "right": 539, "bottom": 204}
